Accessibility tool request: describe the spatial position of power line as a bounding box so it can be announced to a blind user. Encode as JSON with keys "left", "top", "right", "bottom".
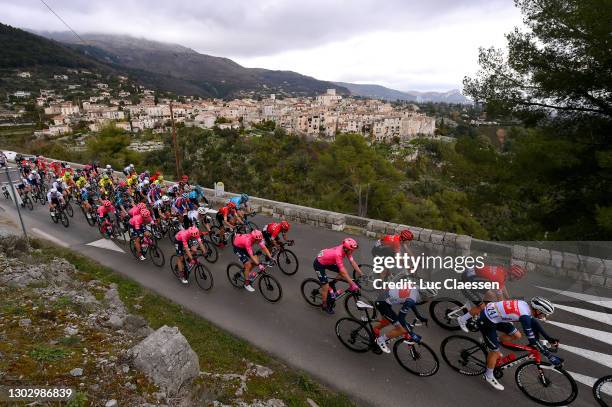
{"left": 39, "top": 0, "right": 87, "bottom": 45}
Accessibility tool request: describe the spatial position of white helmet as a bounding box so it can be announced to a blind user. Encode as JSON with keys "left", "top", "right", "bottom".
{"left": 531, "top": 297, "right": 554, "bottom": 316}
{"left": 197, "top": 206, "right": 207, "bottom": 215}
{"left": 143, "top": 180, "right": 149, "bottom": 185}
{"left": 419, "top": 287, "right": 438, "bottom": 299}
{"left": 129, "top": 163, "right": 134, "bottom": 168}
{"left": 106, "top": 164, "right": 111, "bottom": 169}
{"left": 161, "top": 195, "right": 170, "bottom": 203}
{"left": 56, "top": 178, "right": 61, "bottom": 183}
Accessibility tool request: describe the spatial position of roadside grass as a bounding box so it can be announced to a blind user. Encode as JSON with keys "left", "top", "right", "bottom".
{"left": 30, "top": 239, "right": 357, "bottom": 406}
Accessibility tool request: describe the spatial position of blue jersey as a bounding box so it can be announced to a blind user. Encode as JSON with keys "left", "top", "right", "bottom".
{"left": 229, "top": 196, "right": 246, "bottom": 208}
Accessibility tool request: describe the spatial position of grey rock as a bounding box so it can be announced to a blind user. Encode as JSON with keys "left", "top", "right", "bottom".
{"left": 105, "top": 400, "right": 118, "bottom": 407}
{"left": 106, "top": 314, "right": 124, "bottom": 330}
{"left": 18, "top": 318, "right": 31, "bottom": 327}
{"left": 64, "top": 326, "right": 79, "bottom": 336}
{"left": 70, "top": 368, "right": 83, "bottom": 377}
{"left": 129, "top": 325, "right": 200, "bottom": 396}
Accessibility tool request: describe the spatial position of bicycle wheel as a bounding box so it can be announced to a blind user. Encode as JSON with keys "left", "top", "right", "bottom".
{"left": 129, "top": 239, "right": 138, "bottom": 258}
{"left": 258, "top": 274, "right": 282, "bottom": 303}
{"left": 98, "top": 222, "right": 110, "bottom": 239}
{"left": 209, "top": 226, "right": 223, "bottom": 246}
{"left": 394, "top": 340, "right": 439, "bottom": 377}
{"left": 515, "top": 362, "right": 578, "bottom": 406}
{"left": 65, "top": 202, "right": 74, "bottom": 217}
{"left": 594, "top": 375, "right": 612, "bottom": 407}
{"left": 354, "top": 264, "right": 376, "bottom": 292}
{"left": 202, "top": 240, "right": 218, "bottom": 263}
{"left": 429, "top": 298, "right": 466, "bottom": 331}
{"left": 440, "top": 335, "right": 487, "bottom": 376}
{"left": 24, "top": 196, "right": 33, "bottom": 211}
{"left": 276, "top": 249, "right": 299, "bottom": 275}
{"left": 195, "top": 264, "right": 214, "bottom": 291}
{"left": 149, "top": 245, "right": 165, "bottom": 267}
{"left": 51, "top": 212, "right": 59, "bottom": 224}
{"left": 226, "top": 263, "right": 245, "bottom": 288}
{"left": 300, "top": 278, "right": 323, "bottom": 307}
{"left": 344, "top": 294, "right": 377, "bottom": 320}
{"left": 85, "top": 209, "right": 97, "bottom": 226}
{"left": 335, "top": 317, "right": 373, "bottom": 353}
{"left": 170, "top": 255, "right": 181, "bottom": 279}
{"left": 60, "top": 211, "right": 69, "bottom": 227}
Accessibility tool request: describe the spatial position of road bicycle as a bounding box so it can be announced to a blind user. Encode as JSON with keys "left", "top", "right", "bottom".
{"left": 170, "top": 253, "right": 214, "bottom": 290}
{"left": 440, "top": 335, "right": 578, "bottom": 406}
{"left": 269, "top": 240, "right": 299, "bottom": 275}
{"left": 50, "top": 202, "right": 70, "bottom": 228}
{"left": 129, "top": 232, "right": 165, "bottom": 267}
{"left": 81, "top": 202, "right": 99, "bottom": 226}
{"left": 593, "top": 375, "right": 612, "bottom": 407}
{"left": 98, "top": 214, "right": 127, "bottom": 244}
{"left": 240, "top": 211, "right": 259, "bottom": 232}
{"left": 226, "top": 259, "right": 282, "bottom": 302}
{"left": 300, "top": 275, "right": 375, "bottom": 320}
{"left": 335, "top": 301, "right": 439, "bottom": 377}
{"left": 428, "top": 298, "right": 474, "bottom": 331}
{"left": 31, "top": 184, "right": 47, "bottom": 205}
{"left": 20, "top": 192, "right": 34, "bottom": 211}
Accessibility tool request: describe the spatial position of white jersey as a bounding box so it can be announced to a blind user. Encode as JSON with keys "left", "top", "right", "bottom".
{"left": 484, "top": 300, "right": 531, "bottom": 323}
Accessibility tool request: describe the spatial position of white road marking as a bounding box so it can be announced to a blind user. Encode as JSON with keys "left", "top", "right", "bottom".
{"left": 31, "top": 227, "right": 69, "bottom": 247}
{"left": 555, "top": 303, "right": 612, "bottom": 326}
{"left": 547, "top": 320, "right": 612, "bottom": 344}
{"left": 567, "top": 371, "right": 612, "bottom": 396}
{"left": 86, "top": 238, "right": 125, "bottom": 253}
{"left": 559, "top": 344, "right": 612, "bottom": 369}
{"left": 536, "top": 286, "right": 612, "bottom": 310}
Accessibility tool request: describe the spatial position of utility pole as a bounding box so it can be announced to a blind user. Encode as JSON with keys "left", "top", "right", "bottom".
{"left": 4, "top": 165, "right": 28, "bottom": 241}
{"left": 169, "top": 102, "right": 181, "bottom": 178}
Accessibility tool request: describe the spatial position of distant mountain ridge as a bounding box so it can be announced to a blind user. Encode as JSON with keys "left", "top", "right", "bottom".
{"left": 333, "top": 81, "right": 470, "bottom": 104}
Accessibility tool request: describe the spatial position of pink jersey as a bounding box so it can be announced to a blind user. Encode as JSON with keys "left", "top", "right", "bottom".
{"left": 97, "top": 205, "right": 115, "bottom": 217}
{"left": 128, "top": 206, "right": 141, "bottom": 217}
{"left": 233, "top": 233, "right": 266, "bottom": 257}
{"left": 317, "top": 245, "right": 354, "bottom": 271}
{"left": 129, "top": 214, "right": 152, "bottom": 229}
{"left": 175, "top": 229, "right": 201, "bottom": 247}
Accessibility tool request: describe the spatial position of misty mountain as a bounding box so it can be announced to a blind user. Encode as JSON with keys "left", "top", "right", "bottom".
{"left": 36, "top": 31, "right": 349, "bottom": 99}
{"left": 334, "top": 81, "right": 470, "bottom": 104}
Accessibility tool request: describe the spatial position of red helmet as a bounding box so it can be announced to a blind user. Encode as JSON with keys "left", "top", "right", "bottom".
{"left": 140, "top": 209, "right": 151, "bottom": 218}
{"left": 400, "top": 229, "right": 413, "bottom": 241}
{"left": 137, "top": 202, "right": 147, "bottom": 209}
{"left": 251, "top": 230, "right": 263, "bottom": 241}
{"left": 227, "top": 201, "right": 237, "bottom": 209}
{"left": 103, "top": 200, "right": 112, "bottom": 207}
{"left": 118, "top": 181, "right": 127, "bottom": 187}
{"left": 181, "top": 175, "right": 189, "bottom": 182}
{"left": 280, "top": 220, "right": 290, "bottom": 231}
{"left": 189, "top": 226, "right": 200, "bottom": 238}
{"left": 509, "top": 264, "right": 527, "bottom": 280}
{"left": 342, "top": 237, "right": 358, "bottom": 251}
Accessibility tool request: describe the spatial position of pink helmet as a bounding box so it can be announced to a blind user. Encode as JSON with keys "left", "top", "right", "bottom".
{"left": 342, "top": 237, "right": 358, "bottom": 251}
{"left": 137, "top": 202, "right": 147, "bottom": 209}
{"left": 189, "top": 226, "right": 200, "bottom": 238}
{"left": 140, "top": 209, "right": 151, "bottom": 219}
{"left": 102, "top": 200, "right": 112, "bottom": 207}
{"left": 251, "top": 230, "right": 263, "bottom": 241}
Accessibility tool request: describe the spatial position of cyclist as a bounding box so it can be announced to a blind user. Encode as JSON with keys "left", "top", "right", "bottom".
{"left": 129, "top": 208, "right": 154, "bottom": 261}
{"left": 215, "top": 201, "right": 239, "bottom": 247}
{"left": 314, "top": 238, "right": 364, "bottom": 314}
{"left": 174, "top": 226, "right": 208, "bottom": 285}
{"left": 123, "top": 163, "right": 135, "bottom": 176}
{"left": 0, "top": 151, "right": 6, "bottom": 168}
{"left": 80, "top": 183, "right": 96, "bottom": 218}
{"left": 232, "top": 229, "right": 273, "bottom": 292}
{"left": 262, "top": 220, "right": 292, "bottom": 249}
{"left": 478, "top": 297, "right": 561, "bottom": 390}
{"left": 371, "top": 229, "right": 415, "bottom": 280}
{"left": 47, "top": 188, "right": 64, "bottom": 218}
{"left": 229, "top": 193, "right": 250, "bottom": 217}
{"left": 97, "top": 200, "right": 116, "bottom": 235}
{"left": 373, "top": 286, "right": 438, "bottom": 353}
{"left": 457, "top": 264, "right": 527, "bottom": 332}
{"left": 196, "top": 206, "right": 213, "bottom": 233}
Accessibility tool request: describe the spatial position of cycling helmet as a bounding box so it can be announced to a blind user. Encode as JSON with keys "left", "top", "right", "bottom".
{"left": 189, "top": 191, "right": 198, "bottom": 199}
{"left": 227, "top": 201, "right": 237, "bottom": 209}
{"left": 161, "top": 195, "right": 170, "bottom": 203}
{"left": 140, "top": 209, "right": 151, "bottom": 218}
{"left": 84, "top": 183, "right": 91, "bottom": 188}
{"left": 103, "top": 200, "right": 112, "bottom": 207}
{"left": 158, "top": 175, "right": 164, "bottom": 182}
{"left": 531, "top": 297, "right": 554, "bottom": 316}
{"left": 181, "top": 175, "right": 189, "bottom": 182}
{"left": 119, "top": 181, "right": 127, "bottom": 187}
{"left": 251, "top": 230, "right": 263, "bottom": 241}
{"left": 137, "top": 202, "right": 147, "bottom": 209}
{"left": 241, "top": 193, "right": 249, "bottom": 202}
{"left": 182, "top": 192, "right": 188, "bottom": 199}
{"left": 129, "top": 163, "right": 134, "bottom": 168}
{"left": 197, "top": 206, "right": 207, "bottom": 215}
{"left": 509, "top": 264, "right": 527, "bottom": 280}
{"left": 280, "top": 220, "right": 290, "bottom": 231}
{"left": 342, "top": 238, "right": 358, "bottom": 251}
{"left": 189, "top": 226, "right": 200, "bottom": 237}
{"left": 419, "top": 287, "right": 438, "bottom": 299}
{"left": 66, "top": 164, "right": 71, "bottom": 169}
{"left": 103, "top": 174, "right": 109, "bottom": 179}
{"left": 400, "top": 229, "right": 414, "bottom": 241}
{"left": 143, "top": 180, "right": 150, "bottom": 185}
{"left": 106, "top": 164, "right": 111, "bottom": 169}
{"left": 56, "top": 178, "right": 61, "bottom": 183}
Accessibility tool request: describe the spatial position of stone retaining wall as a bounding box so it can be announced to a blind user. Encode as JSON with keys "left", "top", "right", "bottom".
{"left": 12, "top": 155, "right": 611, "bottom": 288}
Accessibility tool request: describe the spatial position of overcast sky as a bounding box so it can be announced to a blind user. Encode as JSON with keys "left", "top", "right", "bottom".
{"left": 2, "top": 0, "right": 523, "bottom": 91}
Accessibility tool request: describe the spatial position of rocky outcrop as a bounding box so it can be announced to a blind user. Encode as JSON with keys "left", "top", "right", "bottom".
{"left": 129, "top": 325, "right": 200, "bottom": 396}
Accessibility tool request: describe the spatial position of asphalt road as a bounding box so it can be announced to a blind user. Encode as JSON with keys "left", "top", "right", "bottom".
{"left": 1, "top": 168, "right": 610, "bottom": 407}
